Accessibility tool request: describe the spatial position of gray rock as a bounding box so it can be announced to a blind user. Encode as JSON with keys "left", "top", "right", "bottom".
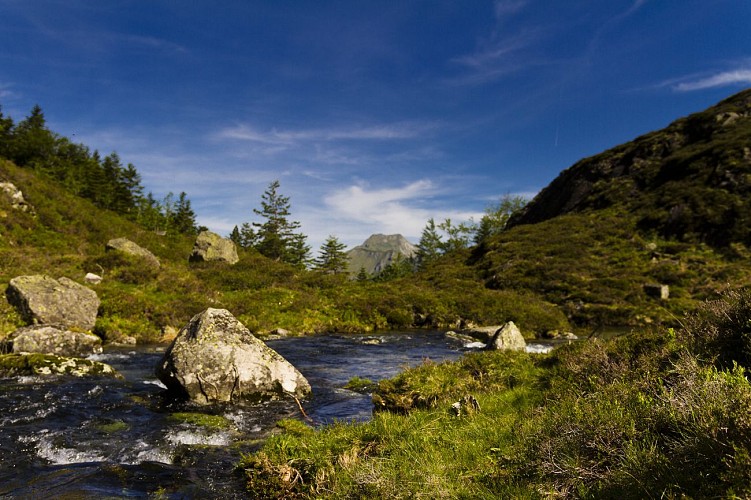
{"left": 11, "top": 325, "right": 103, "bottom": 357}
{"left": 189, "top": 231, "right": 239, "bottom": 265}
{"left": 84, "top": 273, "right": 103, "bottom": 284}
{"left": 106, "top": 238, "right": 161, "bottom": 268}
{"left": 156, "top": 308, "right": 310, "bottom": 404}
{"left": 6, "top": 275, "right": 100, "bottom": 330}
{"left": 461, "top": 325, "right": 503, "bottom": 343}
{"left": 486, "top": 321, "right": 526, "bottom": 351}
{"left": 0, "top": 353, "right": 120, "bottom": 378}
{"left": 0, "top": 182, "right": 35, "bottom": 214}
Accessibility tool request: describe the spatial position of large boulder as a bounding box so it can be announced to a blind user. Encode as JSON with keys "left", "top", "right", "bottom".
{"left": 106, "top": 237, "right": 160, "bottom": 268}
{"left": 11, "top": 325, "right": 102, "bottom": 357}
{"left": 189, "top": 231, "right": 239, "bottom": 265}
{"left": 486, "top": 321, "right": 526, "bottom": 351}
{"left": 5, "top": 275, "right": 100, "bottom": 330}
{"left": 156, "top": 308, "right": 310, "bottom": 404}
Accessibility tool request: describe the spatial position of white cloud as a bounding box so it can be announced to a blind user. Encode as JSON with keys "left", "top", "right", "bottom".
{"left": 674, "top": 69, "right": 751, "bottom": 92}
{"left": 494, "top": 0, "right": 528, "bottom": 19}
{"left": 319, "top": 180, "right": 483, "bottom": 247}
{"left": 215, "top": 122, "right": 431, "bottom": 145}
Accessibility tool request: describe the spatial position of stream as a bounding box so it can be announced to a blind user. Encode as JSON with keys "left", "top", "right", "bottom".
{"left": 0, "top": 331, "right": 552, "bottom": 498}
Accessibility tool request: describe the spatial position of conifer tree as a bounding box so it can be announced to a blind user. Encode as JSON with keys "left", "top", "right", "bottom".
{"left": 249, "top": 180, "right": 310, "bottom": 266}
{"left": 416, "top": 218, "right": 443, "bottom": 268}
{"left": 229, "top": 225, "right": 242, "bottom": 246}
{"left": 314, "top": 235, "right": 349, "bottom": 274}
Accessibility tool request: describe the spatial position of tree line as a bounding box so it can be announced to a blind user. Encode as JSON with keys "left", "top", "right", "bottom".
{"left": 0, "top": 104, "right": 198, "bottom": 235}
{"left": 232, "top": 179, "right": 526, "bottom": 279}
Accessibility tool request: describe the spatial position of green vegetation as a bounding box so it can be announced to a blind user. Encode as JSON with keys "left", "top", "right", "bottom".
{"left": 241, "top": 291, "right": 751, "bottom": 498}
{"left": 232, "top": 180, "right": 311, "bottom": 268}
{"left": 0, "top": 104, "right": 198, "bottom": 236}
{"left": 168, "top": 412, "right": 234, "bottom": 430}
{"left": 0, "top": 352, "right": 121, "bottom": 377}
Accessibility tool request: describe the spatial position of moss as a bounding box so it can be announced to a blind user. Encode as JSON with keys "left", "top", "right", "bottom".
{"left": 0, "top": 353, "right": 121, "bottom": 378}
{"left": 168, "top": 412, "right": 233, "bottom": 430}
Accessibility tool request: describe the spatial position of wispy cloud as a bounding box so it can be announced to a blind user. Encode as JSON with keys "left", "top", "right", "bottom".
{"left": 493, "top": 0, "right": 528, "bottom": 19}
{"left": 215, "top": 122, "right": 432, "bottom": 145}
{"left": 0, "top": 83, "right": 16, "bottom": 100}
{"left": 674, "top": 69, "right": 751, "bottom": 92}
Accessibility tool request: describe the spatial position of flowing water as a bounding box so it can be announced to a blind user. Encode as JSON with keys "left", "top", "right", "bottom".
{"left": 0, "top": 331, "right": 553, "bottom": 498}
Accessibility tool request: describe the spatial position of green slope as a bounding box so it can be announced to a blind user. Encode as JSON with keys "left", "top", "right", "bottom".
{"left": 473, "top": 88, "right": 751, "bottom": 327}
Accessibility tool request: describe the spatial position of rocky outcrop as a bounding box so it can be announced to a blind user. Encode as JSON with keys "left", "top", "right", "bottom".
{"left": 486, "top": 321, "right": 526, "bottom": 351}
{"left": 156, "top": 308, "right": 310, "bottom": 404}
{"left": 346, "top": 234, "right": 417, "bottom": 276}
{"left": 106, "top": 237, "right": 160, "bottom": 268}
{"left": 0, "top": 182, "right": 35, "bottom": 214}
{"left": 189, "top": 231, "right": 239, "bottom": 265}
{"left": 0, "top": 353, "right": 120, "bottom": 378}
{"left": 10, "top": 325, "right": 103, "bottom": 357}
{"left": 5, "top": 275, "right": 100, "bottom": 330}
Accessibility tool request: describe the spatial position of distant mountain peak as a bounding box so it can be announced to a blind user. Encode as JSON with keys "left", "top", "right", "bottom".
{"left": 346, "top": 234, "right": 417, "bottom": 275}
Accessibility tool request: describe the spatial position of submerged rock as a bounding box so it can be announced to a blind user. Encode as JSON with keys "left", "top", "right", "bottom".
{"left": 11, "top": 325, "right": 103, "bottom": 357}
{"left": 189, "top": 231, "right": 239, "bottom": 264}
{"left": 0, "top": 353, "right": 120, "bottom": 378}
{"left": 5, "top": 275, "right": 100, "bottom": 330}
{"left": 106, "top": 237, "right": 161, "bottom": 268}
{"left": 156, "top": 308, "right": 310, "bottom": 405}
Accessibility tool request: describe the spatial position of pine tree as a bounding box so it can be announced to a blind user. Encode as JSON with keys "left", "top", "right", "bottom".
{"left": 229, "top": 225, "right": 242, "bottom": 246}
{"left": 250, "top": 180, "right": 310, "bottom": 266}
{"left": 0, "top": 106, "right": 14, "bottom": 158}
{"left": 314, "top": 235, "right": 349, "bottom": 274}
{"left": 171, "top": 192, "right": 198, "bottom": 234}
{"left": 9, "top": 105, "right": 56, "bottom": 168}
{"left": 356, "top": 266, "right": 370, "bottom": 281}
{"left": 416, "top": 218, "right": 443, "bottom": 268}
{"left": 239, "top": 222, "right": 256, "bottom": 249}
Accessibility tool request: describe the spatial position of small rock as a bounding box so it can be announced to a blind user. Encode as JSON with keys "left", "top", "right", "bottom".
{"left": 84, "top": 273, "right": 103, "bottom": 285}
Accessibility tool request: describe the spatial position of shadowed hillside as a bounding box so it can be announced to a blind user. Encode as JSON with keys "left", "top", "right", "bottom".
{"left": 473, "top": 89, "right": 751, "bottom": 327}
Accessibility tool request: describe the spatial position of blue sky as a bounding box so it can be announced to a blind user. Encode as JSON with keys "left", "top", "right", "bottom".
{"left": 1, "top": 1, "right": 749, "bottom": 250}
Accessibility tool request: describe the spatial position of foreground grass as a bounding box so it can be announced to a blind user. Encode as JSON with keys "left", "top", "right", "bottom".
{"left": 241, "top": 351, "right": 545, "bottom": 498}
{"left": 242, "top": 291, "right": 751, "bottom": 498}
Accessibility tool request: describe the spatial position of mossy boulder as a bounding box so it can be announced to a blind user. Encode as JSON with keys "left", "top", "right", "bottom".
{"left": 10, "top": 324, "right": 103, "bottom": 357}
{"left": 189, "top": 231, "right": 239, "bottom": 264}
{"left": 106, "top": 237, "right": 160, "bottom": 268}
{"left": 0, "top": 353, "right": 120, "bottom": 378}
{"left": 156, "top": 308, "right": 310, "bottom": 405}
{"left": 5, "top": 275, "right": 100, "bottom": 330}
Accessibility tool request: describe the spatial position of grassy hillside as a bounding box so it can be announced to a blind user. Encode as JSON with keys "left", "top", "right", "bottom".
{"left": 1, "top": 158, "right": 567, "bottom": 342}
{"left": 471, "top": 88, "right": 751, "bottom": 327}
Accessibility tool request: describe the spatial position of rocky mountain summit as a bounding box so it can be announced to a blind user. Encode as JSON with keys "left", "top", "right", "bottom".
{"left": 346, "top": 234, "right": 417, "bottom": 276}
{"left": 509, "top": 89, "right": 751, "bottom": 248}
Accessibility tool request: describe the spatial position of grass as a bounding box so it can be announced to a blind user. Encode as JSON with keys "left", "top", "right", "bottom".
{"left": 241, "top": 351, "right": 546, "bottom": 498}
{"left": 242, "top": 291, "right": 751, "bottom": 498}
